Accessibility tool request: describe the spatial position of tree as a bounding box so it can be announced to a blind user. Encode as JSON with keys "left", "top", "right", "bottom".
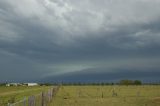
{"left": 119, "top": 80, "right": 142, "bottom": 85}
{"left": 0, "top": 83, "right": 6, "bottom": 86}
{"left": 134, "top": 80, "right": 142, "bottom": 85}
{"left": 119, "top": 80, "right": 134, "bottom": 85}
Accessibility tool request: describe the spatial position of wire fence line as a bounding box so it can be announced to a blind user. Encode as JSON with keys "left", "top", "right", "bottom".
{"left": 7, "top": 86, "right": 60, "bottom": 106}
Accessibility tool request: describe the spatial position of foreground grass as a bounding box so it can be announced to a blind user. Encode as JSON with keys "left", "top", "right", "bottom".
{"left": 0, "top": 86, "right": 51, "bottom": 106}
{"left": 50, "top": 85, "right": 160, "bottom": 106}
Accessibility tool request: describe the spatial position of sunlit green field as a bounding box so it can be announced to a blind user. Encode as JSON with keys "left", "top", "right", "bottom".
{"left": 0, "top": 86, "right": 51, "bottom": 106}
{"left": 50, "top": 85, "right": 160, "bottom": 106}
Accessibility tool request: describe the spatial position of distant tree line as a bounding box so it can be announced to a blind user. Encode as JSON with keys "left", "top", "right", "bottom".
{"left": 60, "top": 82, "right": 115, "bottom": 86}
{"left": 58, "top": 80, "right": 142, "bottom": 86}
{"left": 119, "top": 80, "right": 142, "bottom": 85}
{"left": 59, "top": 80, "right": 159, "bottom": 86}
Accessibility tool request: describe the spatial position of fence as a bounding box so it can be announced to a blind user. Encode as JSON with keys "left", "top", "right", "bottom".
{"left": 7, "top": 86, "right": 60, "bottom": 106}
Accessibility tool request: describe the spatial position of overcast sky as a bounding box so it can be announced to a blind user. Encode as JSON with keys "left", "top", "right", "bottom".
{"left": 0, "top": 0, "right": 160, "bottom": 82}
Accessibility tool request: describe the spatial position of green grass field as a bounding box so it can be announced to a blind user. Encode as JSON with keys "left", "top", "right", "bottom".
{"left": 50, "top": 85, "right": 160, "bottom": 106}
{"left": 0, "top": 86, "right": 51, "bottom": 106}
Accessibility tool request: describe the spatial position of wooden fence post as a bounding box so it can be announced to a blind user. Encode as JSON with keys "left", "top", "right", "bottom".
{"left": 102, "top": 91, "right": 104, "bottom": 98}
{"left": 23, "top": 97, "right": 26, "bottom": 106}
{"left": 41, "top": 92, "right": 45, "bottom": 106}
{"left": 28, "top": 96, "right": 35, "bottom": 106}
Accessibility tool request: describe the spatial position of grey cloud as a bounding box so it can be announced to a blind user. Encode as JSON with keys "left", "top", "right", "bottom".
{"left": 0, "top": 0, "right": 160, "bottom": 82}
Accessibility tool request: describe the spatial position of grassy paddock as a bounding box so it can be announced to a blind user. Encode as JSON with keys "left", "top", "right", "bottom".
{"left": 50, "top": 85, "right": 160, "bottom": 106}
{"left": 0, "top": 86, "right": 51, "bottom": 105}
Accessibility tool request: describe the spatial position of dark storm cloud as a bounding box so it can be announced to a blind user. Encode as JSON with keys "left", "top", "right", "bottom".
{"left": 44, "top": 67, "right": 160, "bottom": 83}
{"left": 0, "top": 0, "right": 160, "bottom": 82}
